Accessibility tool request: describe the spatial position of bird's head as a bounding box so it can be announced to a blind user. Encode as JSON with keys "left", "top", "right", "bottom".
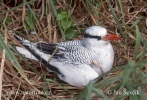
{"left": 83, "top": 26, "right": 121, "bottom": 49}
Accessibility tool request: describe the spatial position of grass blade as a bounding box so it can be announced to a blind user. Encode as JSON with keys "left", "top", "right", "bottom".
{"left": 95, "top": 76, "right": 122, "bottom": 88}
{"left": 134, "top": 26, "right": 141, "bottom": 59}
{"left": 0, "top": 36, "right": 28, "bottom": 81}
{"left": 0, "top": 50, "right": 5, "bottom": 100}
{"left": 49, "top": 0, "right": 65, "bottom": 40}
{"left": 125, "top": 81, "right": 140, "bottom": 100}
{"left": 77, "top": 81, "right": 94, "bottom": 100}
{"left": 131, "top": 17, "right": 143, "bottom": 28}
{"left": 12, "top": 45, "right": 39, "bottom": 74}
{"left": 138, "top": 87, "right": 147, "bottom": 99}
{"left": 0, "top": 0, "right": 38, "bottom": 15}
{"left": 107, "top": 0, "right": 122, "bottom": 33}
{"left": 46, "top": 79, "right": 72, "bottom": 94}
{"left": 24, "top": 0, "right": 42, "bottom": 30}
{"left": 122, "top": 60, "right": 135, "bottom": 85}
{"left": 86, "top": 0, "right": 96, "bottom": 13}
{"left": 93, "top": 88, "right": 111, "bottom": 100}
{"left": 139, "top": 42, "right": 147, "bottom": 62}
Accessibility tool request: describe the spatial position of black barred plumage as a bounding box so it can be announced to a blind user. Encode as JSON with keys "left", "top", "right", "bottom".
{"left": 37, "top": 42, "right": 96, "bottom": 64}
{"left": 60, "top": 40, "right": 82, "bottom": 46}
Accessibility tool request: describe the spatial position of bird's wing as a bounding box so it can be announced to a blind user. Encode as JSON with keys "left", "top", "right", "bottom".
{"left": 36, "top": 40, "right": 82, "bottom": 57}
{"left": 37, "top": 42, "right": 96, "bottom": 64}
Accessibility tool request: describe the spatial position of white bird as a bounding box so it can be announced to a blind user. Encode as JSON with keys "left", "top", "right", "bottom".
{"left": 15, "top": 26, "right": 121, "bottom": 87}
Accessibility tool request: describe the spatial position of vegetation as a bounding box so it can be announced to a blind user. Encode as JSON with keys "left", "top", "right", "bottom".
{"left": 0, "top": 0, "right": 147, "bottom": 99}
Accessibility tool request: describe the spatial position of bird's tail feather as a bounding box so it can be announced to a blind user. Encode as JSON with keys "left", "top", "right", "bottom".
{"left": 14, "top": 35, "right": 42, "bottom": 61}
{"left": 14, "top": 35, "right": 33, "bottom": 47}
{"left": 14, "top": 35, "right": 63, "bottom": 76}
{"left": 16, "top": 46, "right": 38, "bottom": 61}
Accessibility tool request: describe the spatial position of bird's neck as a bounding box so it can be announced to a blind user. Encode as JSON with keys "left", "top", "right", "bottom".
{"left": 83, "top": 40, "right": 111, "bottom": 53}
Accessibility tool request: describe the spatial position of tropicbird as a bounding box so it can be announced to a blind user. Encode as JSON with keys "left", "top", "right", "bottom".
{"left": 15, "top": 26, "right": 121, "bottom": 87}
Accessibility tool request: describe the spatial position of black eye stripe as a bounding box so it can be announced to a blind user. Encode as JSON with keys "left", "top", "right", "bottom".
{"left": 84, "top": 34, "right": 101, "bottom": 40}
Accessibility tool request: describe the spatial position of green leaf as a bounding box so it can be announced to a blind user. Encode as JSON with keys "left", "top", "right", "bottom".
{"left": 0, "top": 17, "right": 12, "bottom": 25}
{"left": 61, "top": 18, "right": 72, "bottom": 30}
{"left": 24, "top": 21, "right": 31, "bottom": 30}
{"left": 64, "top": 28, "right": 76, "bottom": 39}
{"left": 25, "top": 15, "right": 35, "bottom": 30}
{"left": 24, "top": 10, "right": 36, "bottom": 30}
{"left": 57, "top": 11, "right": 67, "bottom": 20}
{"left": 6, "top": 17, "right": 12, "bottom": 24}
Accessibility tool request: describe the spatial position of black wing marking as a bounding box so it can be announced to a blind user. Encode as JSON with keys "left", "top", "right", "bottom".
{"left": 37, "top": 43, "right": 65, "bottom": 58}
{"left": 37, "top": 40, "right": 82, "bottom": 54}
{"left": 37, "top": 43, "right": 58, "bottom": 53}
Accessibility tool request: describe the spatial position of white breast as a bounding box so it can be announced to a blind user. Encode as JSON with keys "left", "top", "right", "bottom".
{"left": 91, "top": 42, "right": 114, "bottom": 75}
